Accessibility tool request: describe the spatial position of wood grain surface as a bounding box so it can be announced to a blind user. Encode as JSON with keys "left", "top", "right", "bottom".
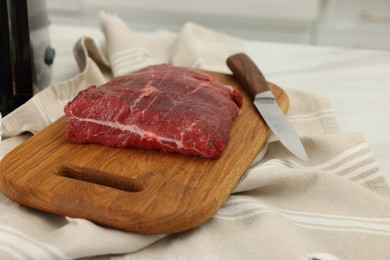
{"left": 0, "top": 71, "right": 288, "bottom": 234}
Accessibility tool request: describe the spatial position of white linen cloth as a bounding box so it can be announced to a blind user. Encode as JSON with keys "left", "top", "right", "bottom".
{"left": 1, "top": 13, "right": 390, "bottom": 259}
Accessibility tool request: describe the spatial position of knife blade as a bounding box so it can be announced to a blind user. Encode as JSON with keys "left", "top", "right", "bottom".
{"left": 227, "top": 53, "right": 308, "bottom": 162}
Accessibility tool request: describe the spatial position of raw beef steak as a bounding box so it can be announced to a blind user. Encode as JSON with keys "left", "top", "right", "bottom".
{"left": 64, "top": 64, "right": 243, "bottom": 159}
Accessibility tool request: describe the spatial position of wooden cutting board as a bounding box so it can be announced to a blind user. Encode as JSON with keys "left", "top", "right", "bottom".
{"left": 0, "top": 71, "right": 288, "bottom": 234}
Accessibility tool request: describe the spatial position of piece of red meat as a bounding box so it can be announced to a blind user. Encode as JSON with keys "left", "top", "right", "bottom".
{"left": 64, "top": 64, "right": 243, "bottom": 159}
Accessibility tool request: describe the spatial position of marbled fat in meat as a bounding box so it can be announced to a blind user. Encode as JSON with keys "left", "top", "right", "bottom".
{"left": 64, "top": 64, "right": 243, "bottom": 159}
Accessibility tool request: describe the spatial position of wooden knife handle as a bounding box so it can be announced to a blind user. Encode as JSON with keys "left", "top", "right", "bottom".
{"left": 226, "top": 53, "right": 270, "bottom": 99}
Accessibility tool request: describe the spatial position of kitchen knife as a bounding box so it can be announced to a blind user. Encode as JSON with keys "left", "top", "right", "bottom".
{"left": 227, "top": 53, "right": 308, "bottom": 162}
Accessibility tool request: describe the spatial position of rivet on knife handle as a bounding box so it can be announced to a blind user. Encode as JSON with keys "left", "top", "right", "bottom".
{"left": 227, "top": 52, "right": 309, "bottom": 162}
{"left": 226, "top": 53, "right": 270, "bottom": 98}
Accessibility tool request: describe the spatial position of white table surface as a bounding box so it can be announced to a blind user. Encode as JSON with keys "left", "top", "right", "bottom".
{"left": 49, "top": 24, "right": 390, "bottom": 183}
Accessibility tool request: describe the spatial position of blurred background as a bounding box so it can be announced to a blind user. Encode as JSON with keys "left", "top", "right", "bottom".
{"left": 46, "top": 0, "right": 390, "bottom": 50}
{"left": 2, "top": 0, "right": 390, "bottom": 115}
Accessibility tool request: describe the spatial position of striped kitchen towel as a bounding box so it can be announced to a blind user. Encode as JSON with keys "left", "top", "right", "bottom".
{"left": 99, "top": 12, "right": 243, "bottom": 77}
{"left": 1, "top": 13, "right": 390, "bottom": 260}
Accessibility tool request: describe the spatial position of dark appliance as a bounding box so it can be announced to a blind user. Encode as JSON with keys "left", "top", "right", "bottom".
{"left": 0, "top": 0, "right": 55, "bottom": 116}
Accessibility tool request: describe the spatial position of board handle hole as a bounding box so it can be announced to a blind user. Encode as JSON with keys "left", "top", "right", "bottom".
{"left": 57, "top": 165, "right": 144, "bottom": 192}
